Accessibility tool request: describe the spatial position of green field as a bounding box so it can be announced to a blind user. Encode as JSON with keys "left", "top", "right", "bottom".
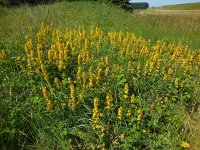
{"left": 0, "top": 1, "right": 200, "bottom": 149}
{"left": 160, "top": 2, "right": 200, "bottom": 10}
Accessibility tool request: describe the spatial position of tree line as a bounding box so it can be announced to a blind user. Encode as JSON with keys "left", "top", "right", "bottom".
{"left": 0, "top": 0, "right": 131, "bottom": 10}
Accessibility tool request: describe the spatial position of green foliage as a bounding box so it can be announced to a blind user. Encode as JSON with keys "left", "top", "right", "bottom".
{"left": 0, "top": 1, "right": 200, "bottom": 149}
{"left": 2, "top": 0, "right": 131, "bottom": 11}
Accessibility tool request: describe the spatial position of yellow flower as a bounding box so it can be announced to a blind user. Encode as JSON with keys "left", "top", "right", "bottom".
{"left": 124, "top": 83, "right": 129, "bottom": 99}
{"left": 54, "top": 77, "right": 62, "bottom": 89}
{"left": 163, "top": 74, "right": 167, "bottom": 81}
{"left": 137, "top": 63, "right": 141, "bottom": 77}
{"left": 47, "top": 101, "right": 52, "bottom": 110}
{"left": 181, "top": 141, "right": 190, "bottom": 149}
{"left": 118, "top": 107, "right": 123, "bottom": 120}
{"left": 120, "top": 133, "right": 125, "bottom": 141}
{"left": 78, "top": 93, "right": 84, "bottom": 102}
{"left": 96, "top": 67, "right": 102, "bottom": 83}
{"left": 41, "top": 86, "right": 49, "bottom": 100}
{"left": 126, "top": 109, "right": 131, "bottom": 117}
{"left": 130, "top": 94, "right": 135, "bottom": 107}
{"left": 105, "top": 67, "right": 109, "bottom": 77}
{"left": 69, "top": 81, "right": 76, "bottom": 111}
{"left": 93, "top": 97, "right": 99, "bottom": 119}
{"left": 61, "top": 103, "right": 66, "bottom": 109}
{"left": 105, "top": 56, "right": 109, "bottom": 66}
{"left": 167, "top": 68, "right": 173, "bottom": 76}
{"left": 106, "top": 93, "right": 113, "bottom": 109}
{"left": 82, "top": 72, "right": 87, "bottom": 88}
{"left": 137, "top": 108, "right": 142, "bottom": 122}
{"left": 174, "top": 77, "right": 179, "bottom": 88}
{"left": 37, "top": 31, "right": 43, "bottom": 42}
{"left": 89, "top": 73, "right": 95, "bottom": 88}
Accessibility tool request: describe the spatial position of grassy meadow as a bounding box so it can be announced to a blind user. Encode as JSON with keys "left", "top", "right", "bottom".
{"left": 160, "top": 2, "right": 200, "bottom": 10}
{"left": 0, "top": 1, "right": 200, "bottom": 149}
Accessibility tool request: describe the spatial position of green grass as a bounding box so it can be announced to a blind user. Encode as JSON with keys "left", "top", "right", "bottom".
{"left": 0, "top": 1, "right": 200, "bottom": 149}
{"left": 0, "top": 2, "right": 200, "bottom": 50}
{"left": 160, "top": 2, "right": 200, "bottom": 10}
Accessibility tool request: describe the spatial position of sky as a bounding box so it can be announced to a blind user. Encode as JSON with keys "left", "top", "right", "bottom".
{"left": 130, "top": 0, "right": 200, "bottom": 7}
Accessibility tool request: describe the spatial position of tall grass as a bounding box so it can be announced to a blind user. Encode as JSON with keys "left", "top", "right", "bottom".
{"left": 1, "top": 1, "right": 200, "bottom": 50}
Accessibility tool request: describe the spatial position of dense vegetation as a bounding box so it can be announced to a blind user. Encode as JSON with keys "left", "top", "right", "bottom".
{"left": 0, "top": 0, "right": 131, "bottom": 10}
{"left": 0, "top": 1, "right": 200, "bottom": 149}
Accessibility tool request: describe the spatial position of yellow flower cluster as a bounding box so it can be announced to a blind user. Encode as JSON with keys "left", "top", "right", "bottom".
{"left": 41, "top": 86, "right": 52, "bottom": 110}
{"left": 181, "top": 141, "right": 190, "bottom": 149}
{"left": 106, "top": 93, "right": 113, "bottom": 109}
{"left": 68, "top": 77, "right": 76, "bottom": 111}
{"left": 137, "top": 108, "right": 142, "bottom": 122}
{"left": 21, "top": 23, "right": 200, "bottom": 125}
{"left": 0, "top": 50, "right": 8, "bottom": 61}
{"left": 92, "top": 97, "right": 104, "bottom": 134}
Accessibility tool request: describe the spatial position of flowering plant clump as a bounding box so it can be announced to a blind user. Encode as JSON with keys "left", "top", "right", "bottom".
{"left": 17, "top": 22, "right": 200, "bottom": 149}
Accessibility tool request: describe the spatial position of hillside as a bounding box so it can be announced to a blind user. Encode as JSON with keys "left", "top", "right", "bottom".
{"left": 1, "top": 2, "right": 200, "bottom": 49}
{"left": 0, "top": 1, "right": 200, "bottom": 149}
{"left": 160, "top": 2, "right": 200, "bottom": 10}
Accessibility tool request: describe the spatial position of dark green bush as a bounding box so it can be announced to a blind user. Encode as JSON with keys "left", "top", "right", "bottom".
{"left": 1, "top": 0, "right": 131, "bottom": 10}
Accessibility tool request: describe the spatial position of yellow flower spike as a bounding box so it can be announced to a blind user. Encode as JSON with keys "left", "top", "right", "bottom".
{"left": 105, "top": 56, "right": 108, "bottom": 66}
{"left": 130, "top": 94, "right": 135, "bottom": 107}
{"left": 47, "top": 101, "right": 52, "bottom": 110}
{"left": 78, "top": 93, "right": 84, "bottom": 102}
{"left": 137, "top": 108, "right": 142, "bottom": 122}
{"left": 64, "top": 45, "right": 68, "bottom": 62}
{"left": 163, "top": 74, "right": 167, "bottom": 81}
{"left": 40, "top": 63, "right": 50, "bottom": 84}
{"left": 0, "top": 50, "right": 8, "bottom": 60}
{"left": 78, "top": 54, "right": 81, "bottom": 64}
{"left": 37, "top": 31, "right": 43, "bottom": 42}
{"left": 118, "top": 107, "right": 123, "bottom": 120}
{"left": 137, "top": 63, "right": 141, "bottom": 77}
{"left": 93, "top": 97, "right": 100, "bottom": 120}
{"left": 167, "top": 68, "right": 173, "bottom": 76}
{"left": 41, "top": 86, "right": 49, "bottom": 101}
{"left": 82, "top": 72, "right": 87, "bottom": 88}
{"left": 54, "top": 77, "right": 62, "bottom": 89}
{"left": 96, "top": 67, "right": 102, "bottom": 83}
{"left": 68, "top": 77, "right": 73, "bottom": 84}
{"left": 124, "top": 83, "right": 129, "bottom": 99}
{"left": 89, "top": 73, "right": 95, "bottom": 89}
{"left": 69, "top": 82, "right": 76, "bottom": 111}
{"left": 128, "top": 61, "right": 131, "bottom": 72}
{"left": 58, "top": 44, "right": 64, "bottom": 70}
{"left": 27, "top": 59, "right": 33, "bottom": 75}
{"left": 126, "top": 109, "right": 131, "bottom": 117}
{"left": 35, "top": 68, "right": 43, "bottom": 79}
{"left": 86, "top": 51, "right": 90, "bottom": 62}
{"left": 174, "top": 77, "right": 179, "bottom": 88}
{"left": 181, "top": 141, "right": 190, "bottom": 149}
{"left": 47, "top": 49, "right": 52, "bottom": 62}
{"left": 40, "top": 22, "right": 45, "bottom": 32}
{"left": 106, "top": 93, "right": 113, "bottom": 109}
{"left": 120, "top": 133, "right": 125, "bottom": 141}
{"left": 148, "top": 62, "right": 154, "bottom": 75}
{"left": 105, "top": 67, "right": 109, "bottom": 77}
{"left": 77, "top": 66, "right": 82, "bottom": 81}
{"left": 161, "top": 67, "right": 166, "bottom": 75}
{"left": 36, "top": 44, "right": 43, "bottom": 64}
